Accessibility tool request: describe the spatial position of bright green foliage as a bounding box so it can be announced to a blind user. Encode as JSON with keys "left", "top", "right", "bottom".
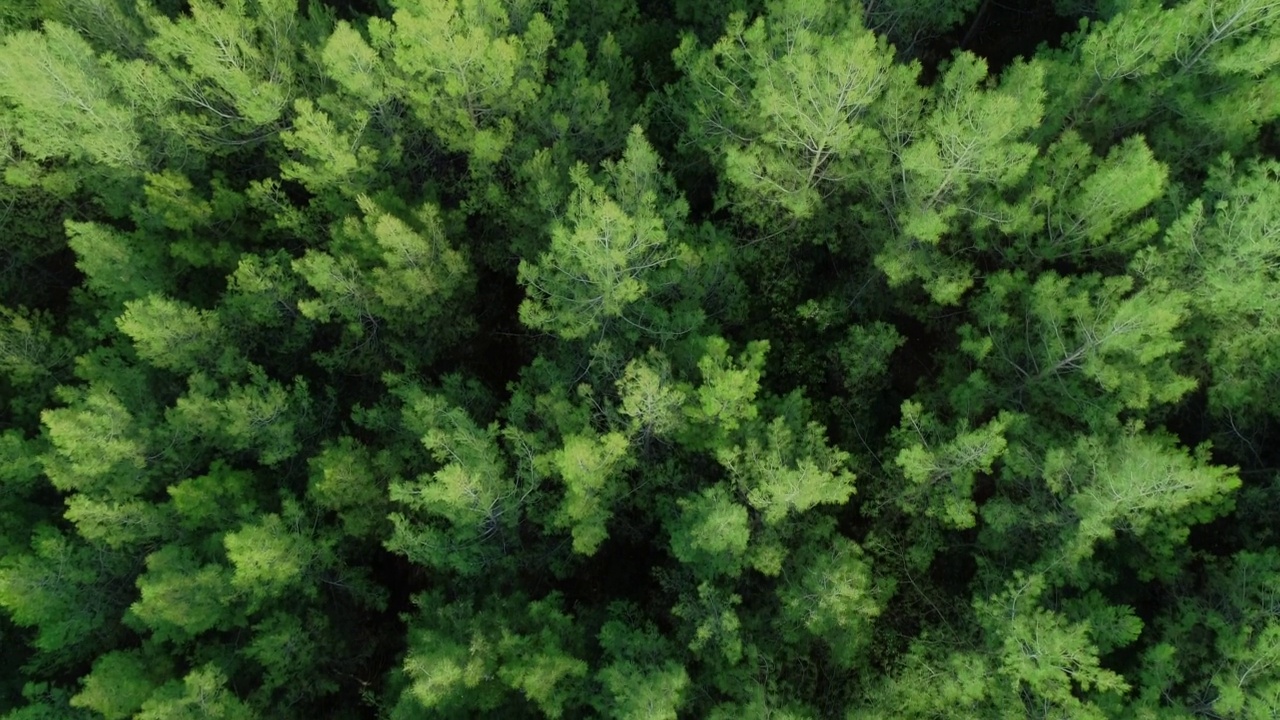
{"left": 893, "top": 401, "right": 1011, "bottom": 529}
{"left": 594, "top": 616, "right": 690, "bottom": 720}
{"left": 40, "top": 385, "right": 149, "bottom": 497}
{"left": 141, "top": 0, "right": 304, "bottom": 147}
{"left": 957, "top": 271, "right": 1194, "bottom": 426}
{"left": 290, "top": 250, "right": 377, "bottom": 329}
{"left": 398, "top": 624, "right": 502, "bottom": 713}
{"left": 1028, "top": 274, "right": 1192, "bottom": 414}
{"left": 717, "top": 413, "right": 856, "bottom": 525}
{"left": 320, "top": 20, "right": 388, "bottom": 106}
{"left": 169, "top": 367, "right": 309, "bottom": 466}
{"left": 495, "top": 607, "right": 590, "bottom": 717}
{"left": 668, "top": 484, "right": 751, "bottom": 577}
{"left": 1155, "top": 0, "right": 1280, "bottom": 159}
{"left": 0, "top": 306, "right": 71, "bottom": 389}
{"left": 544, "top": 430, "right": 633, "bottom": 555}
{"left": 387, "top": 389, "right": 523, "bottom": 572}
{"left": 777, "top": 532, "right": 882, "bottom": 666}
{"left": 70, "top": 649, "right": 169, "bottom": 720}
{"left": 64, "top": 221, "right": 171, "bottom": 308}
{"left": 222, "top": 252, "right": 306, "bottom": 329}
{"left": 3, "top": 1, "right": 1279, "bottom": 718}
{"left": 0, "top": 23, "right": 143, "bottom": 171}
{"left": 370, "top": 0, "right": 553, "bottom": 163}
{"left": 1198, "top": 551, "right": 1280, "bottom": 716}
{"left": 597, "top": 659, "right": 689, "bottom": 720}
{"left": 675, "top": 0, "right": 900, "bottom": 220}
{"left": 1021, "top": 132, "right": 1167, "bottom": 262}
{"left": 63, "top": 492, "right": 170, "bottom": 549}
{"left": 295, "top": 195, "right": 470, "bottom": 331}
{"left": 116, "top": 295, "right": 229, "bottom": 374}
{"left": 518, "top": 127, "right": 695, "bottom": 340}
{"left": 919, "top": 57, "right": 1037, "bottom": 190}
{"left": 135, "top": 664, "right": 255, "bottom": 720}
{"left": 1038, "top": 0, "right": 1280, "bottom": 164}
{"left": 397, "top": 593, "right": 587, "bottom": 716}
{"left": 128, "top": 544, "right": 235, "bottom": 642}
{"left": 1034, "top": 2, "right": 1182, "bottom": 139}
{"left": 291, "top": 194, "right": 473, "bottom": 373}
{"left": 360, "top": 199, "right": 469, "bottom": 313}
{"left": 679, "top": 336, "right": 767, "bottom": 448}
{"left": 310, "top": 20, "right": 409, "bottom": 214}
{"left": 856, "top": 643, "right": 993, "bottom": 719}
{"left": 879, "top": 55, "right": 1044, "bottom": 303}
{"left": 617, "top": 351, "right": 688, "bottom": 443}
{"left": 307, "top": 437, "right": 389, "bottom": 539}
{"left": 1050, "top": 429, "right": 1239, "bottom": 572}
{"left": 1143, "top": 159, "right": 1280, "bottom": 421}
{"left": 139, "top": 170, "right": 213, "bottom": 232}
{"left": 36, "top": 0, "right": 148, "bottom": 57}
{"left": 166, "top": 463, "right": 258, "bottom": 541}
{"left": 279, "top": 98, "right": 380, "bottom": 198}
{"left": 977, "top": 574, "right": 1129, "bottom": 717}
{"left": 526, "top": 32, "right": 635, "bottom": 165}
{"left": 1172, "top": 0, "right": 1280, "bottom": 77}
{"left": 224, "top": 506, "right": 331, "bottom": 611}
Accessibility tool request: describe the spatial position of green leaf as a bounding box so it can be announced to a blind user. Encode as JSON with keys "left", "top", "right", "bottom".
{"left": 518, "top": 128, "right": 694, "bottom": 341}
{"left": 597, "top": 659, "right": 689, "bottom": 720}
{"left": 671, "top": 580, "right": 743, "bottom": 663}
{"left": 778, "top": 533, "right": 882, "bottom": 667}
{"left": 142, "top": 0, "right": 301, "bottom": 142}
{"left": 892, "top": 402, "right": 1010, "bottom": 529}
{"left": 65, "top": 221, "right": 170, "bottom": 308}
{"left": 596, "top": 614, "right": 689, "bottom": 719}
{"left": 667, "top": 484, "right": 751, "bottom": 578}
{"left": 718, "top": 415, "right": 855, "bottom": 525}
{"left": 41, "top": 385, "right": 148, "bottom": 497}
{"left": 307, "top": 437, "right": 389, "bottom": 539}
{"left": 675, "top": 0, "right": 901, "bottom": 222}
{"left": 387, "top": 389, "right": 523, "bottom": 572}
{"left": 135, "top": 664, "right": 255, "bottom": 720}
{"left": 116, "top": 295, "right": 228, "bottom": 374}
{"left": 1056, "top": 430, "right": 1240, "bottom": 573}
{"left": 224, "top": 508, "right": 327, "bottom": 611}
{"left": 547, "top": 431, "right": 633, "bottom": 555}
{"left": 70, "top": 649, "right": 170, "bottom": 720}
{"left": 679, "top": 336, "right": 767, "bottom": 449}
{"left": 0, "top": 23, "right": 143, "bottom": 170}
{"left": 0, "top": 526, "right": 126, "bottom": 659}
{"left": 128, "top": 544, "right": 234, "bottom": 642}
{"left": 375, "top": 0, "right": 552, "bottom": 161}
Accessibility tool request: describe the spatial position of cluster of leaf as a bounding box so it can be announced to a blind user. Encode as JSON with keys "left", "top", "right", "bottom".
{"left": 1, "top": 0, "right": 1279, "bottom": 717}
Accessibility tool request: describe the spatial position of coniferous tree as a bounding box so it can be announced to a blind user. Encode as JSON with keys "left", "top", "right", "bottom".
{"left": 3, "top": 0, "right": 1280, "bottom": 716}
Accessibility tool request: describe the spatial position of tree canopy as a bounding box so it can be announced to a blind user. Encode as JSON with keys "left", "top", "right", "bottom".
{"left": 2, "top": 0, "right": 1279, "bottom": 716}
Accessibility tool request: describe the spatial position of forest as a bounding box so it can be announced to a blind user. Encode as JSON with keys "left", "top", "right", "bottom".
{"left": 1, "top": 0, "right": 1278, "bottom": 716}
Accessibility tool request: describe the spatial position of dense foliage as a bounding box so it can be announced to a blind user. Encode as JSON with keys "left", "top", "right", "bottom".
{"left": 2, "top": 0, "right": 1279, "bottom": 716}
